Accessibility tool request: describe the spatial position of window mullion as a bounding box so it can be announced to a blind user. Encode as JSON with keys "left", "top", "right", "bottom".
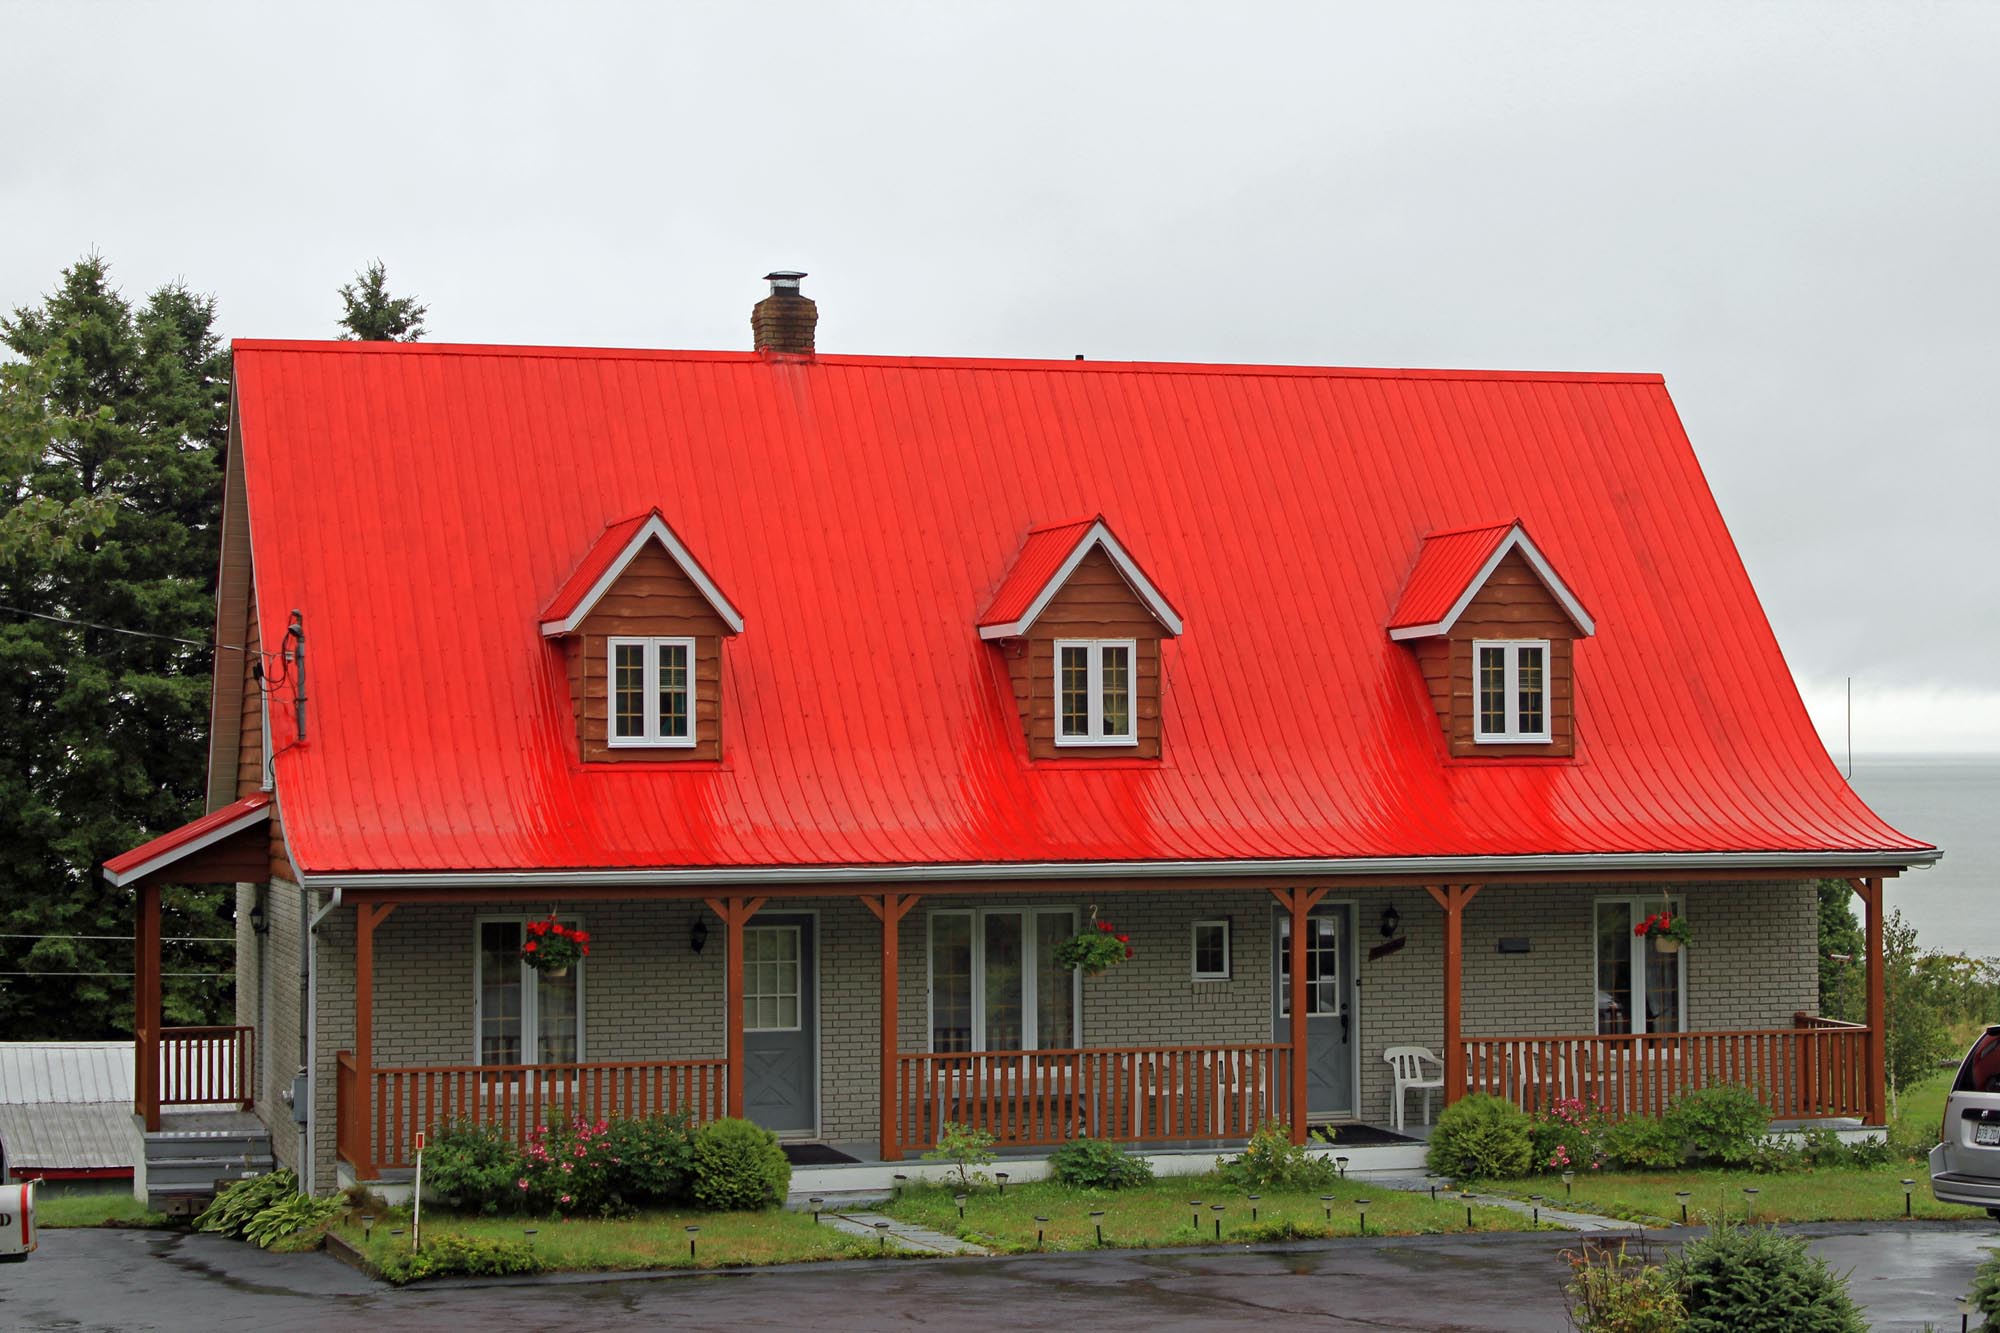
{"left": 1022, "top": 911, "right": 1039, "bottom": 1052}
{"left": 1087, "top": 644, "right": 1103, "bottom": 740}
{"left": 643, "top": 640, "right": 661, "bottom": 742}
{"left": 1504, "top": 645, "right": 1520, "bottom": 740}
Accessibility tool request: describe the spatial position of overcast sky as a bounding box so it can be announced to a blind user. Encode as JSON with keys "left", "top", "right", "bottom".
{"left": 6, "top": 1, "right": 1995, "bottom": 754}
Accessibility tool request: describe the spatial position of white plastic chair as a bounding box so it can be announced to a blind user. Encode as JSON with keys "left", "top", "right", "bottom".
{"left": 1385, "top": 1046, "right": 1445, "bottom": 1133}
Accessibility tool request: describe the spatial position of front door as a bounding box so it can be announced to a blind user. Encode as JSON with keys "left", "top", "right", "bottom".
{"left": 1273, "top": 908, "right": 1355, "bottom": 1118}
{"left": 742, "top": 916, "right": 816, "bottom": 1136}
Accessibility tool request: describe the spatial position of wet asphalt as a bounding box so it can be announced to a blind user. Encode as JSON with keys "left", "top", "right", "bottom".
{"left": 3, "top": 1220, "right": 1997, "bottom": 1331}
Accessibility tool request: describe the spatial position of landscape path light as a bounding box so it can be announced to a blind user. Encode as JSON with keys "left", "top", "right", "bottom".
{"left": 685, "top": 1225, "right": 699, "bottom": 1260}
{"left": 1529, "top": 1195, "right": 1543, "bottom": 1226}
{"left": 809, "top": 1196, "right": 825, "bottom": 1224}
{"left": 1675, "top": 1191, "right": 1691, "bottom": 1225}
{"left": 1320, "top": 1194, "right": 1334, "bottom": 1223}
{"left": 1189, "top": 1199, "right": 1203, "bottom": 1230}
{"left": 1211, "top": 1202, "right": 1227, "bottom": 1239}
{"left": 1742, "top": 1186, "right": 1759, "bottom": 1221}
{"left": 1425, "top": 1172, "right": 1440, "bottom": 1202}
{"left": 1091, "top": 1210, "right": 1105, "bottom": 1246}
{"left": 523, "top": 1227, "right": 536, "bottom": 1250}
{"left": 1562, "top": 1170, "right": 1575, "bottom": 1200}
{"left": 360, "top": 1214, "right": 375, "bottom": 1243}
{"left": 1034, "top": 1216, "right": 1049, "bottom": 1249}
{"left": 892, "top": 1173, "right": 908, "bottom": 1198}
{"left": 1335, "top": 1156, "right": 1349, "bottom": 1179}
{"left": 1247, "top": 1194, "right": 1261, "bottom": 1222}
{"left": 1903, "top": 1179, "right": 1916, "bottom": 1219}
{"left": 1463, "top": 1191, "right": 1477, "bottom": 1231}
{"left": 1356, "top": 1198, "right": 1371, "bottom": 1235}
{"left": 874, "top": 1220, "right": 891, "bottom": 1252}
{"left": 995, "top": 1171, "right": 1009, "bottom": 1195}
{"left": 955, "top": 1192, "right": 967, "bottom": 1220}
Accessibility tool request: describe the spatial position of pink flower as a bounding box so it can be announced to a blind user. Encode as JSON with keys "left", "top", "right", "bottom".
{"left": 517, "top": 1178, "right": 529, "bottom": 1190}
{"left": 562, "top": 1162, "right": 574, "bottom": 1173}
{"left": 560, "top": 1194, "right": 571, "bottom": 1205}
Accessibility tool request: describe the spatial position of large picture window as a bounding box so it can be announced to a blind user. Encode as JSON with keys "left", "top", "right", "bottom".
{"left": 1595, "top": 898, "right": 1684, "bottom": 1035}
{"left": 1473, "top": 639, "right": 1551, "bottom": 743}
{"left": 1053, "top": 640, "right": 1137, "bottom": 745}
{"left": 476, "top": 918, "right": 583, "bottom": 1065}
{"left": 929, "top": 909, "right": 1079, "bottom": 1051}
{"left": 607, "top": 636, "right": 695, "bottom": 747}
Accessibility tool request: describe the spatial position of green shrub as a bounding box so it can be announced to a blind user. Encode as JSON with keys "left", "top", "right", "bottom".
{"left": 375, "top": 1232, "right": 542, "bottom": 1285}
{"left": 1426, "top": 1094, "right": 1535, "bottom": 1180}
{"left": 1604, "top": 1114, "right": 1685, "bottom": 1171}
{"left": 1218, "top": 1122, "right": 1340, "bottom": 1190}
{"left": 1666, "top": 1086, "right": 1768, "bottom": 1167}
{"left": 603, "top": 1112, "right": 696, "bottom": 1206}
{"left": 1564, "top": 1240, "right": 1686, "bottom": 1333}
{"left": 522, "top": 1113, "right": 622, "bottom": 1216}
{"left": 1532, "top": 1097, "right": 1611, "bottom": 1173}
{"left": 922, "top": 1121, "right": 997, "bottom": 1190}
{"left": 422, "top": 1120, "right": 524, "bottom": 1214}
{"left": 1669, "top": 1221, "right": 1865, "bottom": 1332}
{"left": 242, "top": 1192, "right": 341, "bottom": 1249}
{"left": 1969, "top": 1247, "right": 2000, "bottom": 1321}
{"left": 691, "top": 1117, "right": 791, "bottom": 1210}
{"left": 1745, "top": 1135, "right": 1804, "bottom": 1174}
{"left": 194, "top": 1169, "right": 298, "bottom": 1238}
{"left": 1048, "top": 1137, "right": 1153, "bottom": 1190}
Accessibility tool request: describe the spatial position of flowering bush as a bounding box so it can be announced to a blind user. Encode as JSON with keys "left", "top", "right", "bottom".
{"left": 1052, "top": 919, "right": 1133, "bottom": 976}
{"left": 1532, "top": 1096, "right": 1611, "bottom": 1174}
{"left": 1634, "top": 912, "right": 1692, "bottom": 947}
{"left": 520, "top": 1113, "right": 620, "bottom": 1215}
{"left": 522, "top": 915, "right": 589, "bottom": 972}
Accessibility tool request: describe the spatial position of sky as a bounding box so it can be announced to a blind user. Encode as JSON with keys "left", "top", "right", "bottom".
{"left": 5, "top": 1, "right": 1996, "bottom": 754}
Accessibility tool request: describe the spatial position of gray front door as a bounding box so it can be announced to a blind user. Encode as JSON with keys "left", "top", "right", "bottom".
{"left": 742, "top": 916, "right": 816, "bottom": 1135}
{"left": 1274, "top": 908, "right": 1355, "bottom": 1118}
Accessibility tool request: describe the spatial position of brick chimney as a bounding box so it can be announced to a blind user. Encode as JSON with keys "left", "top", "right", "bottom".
{"left": 751, "top": 270, "right": 817, "bottom": 355}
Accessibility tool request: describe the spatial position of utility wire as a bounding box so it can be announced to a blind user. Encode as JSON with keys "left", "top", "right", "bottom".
{"left": 0, "top": 601, "right": 258, "bottom": 654}
{"left": 0, "top": 934, "right": 235, "bottom": 943}
{"left": 0, "top": 971, "right": 232, "bottom": 978}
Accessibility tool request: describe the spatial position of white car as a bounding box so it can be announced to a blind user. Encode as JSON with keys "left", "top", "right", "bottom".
{"left": 1930, "top": 1026, "right": 2000, "bottom": 1217}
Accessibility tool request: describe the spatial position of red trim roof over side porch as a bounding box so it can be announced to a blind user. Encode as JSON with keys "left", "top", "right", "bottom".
{"left": 101, "top": 793, "right": 271, "bottom": 887}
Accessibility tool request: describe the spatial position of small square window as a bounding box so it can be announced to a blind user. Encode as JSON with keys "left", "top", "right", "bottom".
{"left": 1191, "top": 919, "right": 1231, "bottom": 980}
{"left": 607, "top": 636, "right": 697, "bottom": 747}
{"left": 1472, "top": 639, "right": 1553, "bottom": 744}
{"left": 1053, "top": 639, "right": 1139, "bottom": 746}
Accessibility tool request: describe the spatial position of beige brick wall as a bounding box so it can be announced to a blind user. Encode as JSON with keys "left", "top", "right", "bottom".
{"left": 299, "top": 879, "right": 1819, "bottom": 1173}
{"left": 245, "top": 877, "right": 308, "bottom": 1174}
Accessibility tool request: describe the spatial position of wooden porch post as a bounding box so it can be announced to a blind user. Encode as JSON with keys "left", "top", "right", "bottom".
{"left": 862, "top": 892, "right": 921, "bottom": 1161}
{"left": 1850, "top": 877, "right": 1888, "bottom": 1126}
{"left": 704, "top": 896, "right": 768, "bottom": 1121}
{"left": 351, "top": 900, "right": 396, "bottom": 1177}
{"left": 134, "top": 878, "right": 162, "bottom": 1131}
{"left": 1425, "top": 884, "right": 1482, "bottom": 1107}
{"left": 1271, "top": 887, "right": 1328, "bottom": 1144}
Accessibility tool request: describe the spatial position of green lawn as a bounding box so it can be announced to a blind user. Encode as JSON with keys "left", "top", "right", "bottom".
{"left": 1494, "top": 1166, "right": 1982, "bottom": 1226}
{"left": 332, "top": 1205, "right": 872, "bottom": 1277}
{"left": 882, "top": 1175, "right": 1544, "bottom": 1253}
{"left": 32, "top": 1191, "right": 169, "bottom": 1229}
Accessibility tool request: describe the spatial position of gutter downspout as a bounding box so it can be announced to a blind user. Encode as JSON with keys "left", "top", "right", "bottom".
{"left": 303, "top": 886, "right": 342, "bottom": 1194}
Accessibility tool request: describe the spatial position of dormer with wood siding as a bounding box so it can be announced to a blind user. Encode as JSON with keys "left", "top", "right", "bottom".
{"left": 980, "top": 517, "right": 1182, "bottom": 760}
{"left": 541, "top": 510, "right": 744, "bottom": 763}
{"left": 1388, "top": 521, "right": 1594, "bottom": 759}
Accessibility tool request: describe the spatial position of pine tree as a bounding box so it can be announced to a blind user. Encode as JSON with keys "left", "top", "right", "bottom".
{"left": 336, "top": 260, "right": 428, "bottom": 341}
{"left": 0, "top": 254, "right": 234, "bottom": 1037}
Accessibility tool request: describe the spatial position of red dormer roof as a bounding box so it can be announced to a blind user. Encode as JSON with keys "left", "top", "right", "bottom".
{"left": 540, "top": 508, "right": 744, "bottom": 637}
{"left": 979, "top": 516, "right": 1183, "bottom": 639}
{"left": 1388, "top": 520, "right": 1594, "bottom": 639}
{"left": 221, "top": 341, "right": 1932, "bottom": 883}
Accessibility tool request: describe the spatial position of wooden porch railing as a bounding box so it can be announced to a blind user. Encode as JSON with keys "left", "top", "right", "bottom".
{"left": 1461, "top": 1020, "right": 1872, "bottom": 1121}
{"left": 892, "top": 1044, "right": 1290, "bottom": 1155}
{"left": 339, "top": 1056, "right": 729, "bottom": 1174}
{"left": 159, "top": 1025, "right": 254, "bottom": 1108}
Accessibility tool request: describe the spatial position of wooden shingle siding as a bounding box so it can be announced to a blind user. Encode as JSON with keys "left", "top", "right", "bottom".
{"left": 1001, "top": 547, "right": 1167, "bottom": 760}
{"left": 564, "top": 541, "right": 727, "bottom": 763}
{"left": 1414, "top": 550, "right": 1577, "bottom": 758}
{"left": 206, "top": 404, "right": 254, "bottom": 812}
{"left": 235, "top": 582, "right": 263, "bottom": 798}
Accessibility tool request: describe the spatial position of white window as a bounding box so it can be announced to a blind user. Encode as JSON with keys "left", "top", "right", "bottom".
{"left": 1473, "top": 639, "right": 1551, "bottom": 743}
{"left": 929, "top": 909, "right": 1079, "bottom": 1052}
{"left": 1191, "top": 919, "right": 1231, "bottom": 980}
{"left": 1054, "top": 639, "right": 1137, "bottom": 746}
{"left": 608, "top": 636, "right": 695, "bottom": 747}
{"left": 475, "top": 917, "right": 583, "bottom": 1066}
{"left": 1594, "top": 897, "right": 1685, "bottom": 1035}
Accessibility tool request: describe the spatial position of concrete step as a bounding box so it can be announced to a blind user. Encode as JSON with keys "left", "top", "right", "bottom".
{"left": 146, "top": 1155, "right": 275, "bottom": 1187}
{"left": 144, "top": 1132, "right": 273, "bottom": 1162}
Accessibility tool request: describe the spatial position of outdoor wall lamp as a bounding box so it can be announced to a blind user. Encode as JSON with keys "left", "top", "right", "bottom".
{"left": 690, "top": 918, "right": 709, "bottom": 954}
{"left": 248, "top": 902, "right": 267, "bottom": 935}
{"left": 1380, "top": 905, "right": 1400, "bottom": 939}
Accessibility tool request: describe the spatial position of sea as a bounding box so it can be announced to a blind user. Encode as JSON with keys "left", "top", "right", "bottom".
{"left": 1848, "top": 754, "right": 2000, "bottom": 958}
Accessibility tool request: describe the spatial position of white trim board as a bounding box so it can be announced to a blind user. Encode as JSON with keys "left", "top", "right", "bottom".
{"left": 980, "top": 519, "right": 1183, "bottom": 640}
{"left": 1388, "top": 523, "right": 1595, "bottom": 641}
{"left": 541, "top": 512, "right": 745, "bottom": 637}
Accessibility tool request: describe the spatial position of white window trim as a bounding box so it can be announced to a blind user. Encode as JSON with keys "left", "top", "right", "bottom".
{"left": 1592, "top": 896, "right": 1687, "bottom": 1035}
{"left": 1191, "top": 919, "right": 1231, "bottom": 981}
{"left": 925, "top": 907, "right": 1082, "bottom": 1052}
{"left": 472, "top": 913, "right": 587, "bottom": 1066}
{"left": 1052, "top": 638, "right": 1139, "bottom": 747}
{"left": 607, "top": 635, "right": 698, "bottom": 748}
{"left": 741, "top": 923, "right": 804, "bottom": 1034}
{"left": 1472, "top": 638, "right": 1553, "bottom": 744}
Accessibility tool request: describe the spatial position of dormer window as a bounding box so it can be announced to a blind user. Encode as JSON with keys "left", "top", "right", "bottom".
{"left": 1474, "top": 639, "right": 1550, "bottom": 743}
{"left": 609, "top": 637, "right": 695, "bottom": 747}
{"left": 1055, "top": 639, "right": 1137, "bottom": 745}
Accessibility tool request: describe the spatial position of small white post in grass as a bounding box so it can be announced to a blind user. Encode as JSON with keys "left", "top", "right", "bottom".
{"left": 411, "top": 1131, "right": 426, "bottom": 1252}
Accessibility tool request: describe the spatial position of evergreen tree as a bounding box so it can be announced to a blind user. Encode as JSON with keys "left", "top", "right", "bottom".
{"left": 0, "top": 255, "right": 234, "bottom": 1037}
{"left": 336, "top": 260, "right": 427, "bottom": 341}
{"left": 1816, "top": 879, "right": 1865, "bottom": 1022}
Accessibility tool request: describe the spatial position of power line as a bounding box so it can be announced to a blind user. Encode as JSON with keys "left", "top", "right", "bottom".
{"left": 0, "top": 602, "right": 254, "bottom": 654}
{"left": 0, "top": 934, "right": 235, "bottom": 944}
{"left": 0, "top": 971, "right": 232, "bottom": 978}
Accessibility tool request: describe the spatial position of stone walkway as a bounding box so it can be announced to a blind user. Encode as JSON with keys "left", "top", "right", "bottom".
{"left": 1368, "top": 1173, "right": 1638, "bottom": 1232}
{"left": 820, "top": 1209, "right": 992, "bottom": 1255}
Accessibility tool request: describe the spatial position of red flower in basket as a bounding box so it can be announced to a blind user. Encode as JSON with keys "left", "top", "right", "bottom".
{"left": 1634, "top": 912, "right": 1692, "bottom": 949}
{"left": 1056, "top": 919, "right": 1134, "bottom": 976}
{"left": 522, "top": 914, "right": 587, "bottom": 973}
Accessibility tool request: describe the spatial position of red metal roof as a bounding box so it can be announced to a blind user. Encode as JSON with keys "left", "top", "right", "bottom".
{"left": 103, "top": 792, "right": 271, "bottom": 886}
{"left": 978, "top": 516, "right": 1182, "bottom": 638}
{"left": 1387, "top": 520, "right": 1593, "bottom": 637}
{"left": 226, "top": 341, "right": 1931, "bottom": 877}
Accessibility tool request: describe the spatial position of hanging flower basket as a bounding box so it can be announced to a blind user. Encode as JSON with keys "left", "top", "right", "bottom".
{"left": 1635, "top": 911, "right": 1691, "bottom": 954}
{"left": 1052, "top": 919, "right": 1133, "bottom": 977}
{"left": 523, "top": 915, "right": 589, "bottom": 976}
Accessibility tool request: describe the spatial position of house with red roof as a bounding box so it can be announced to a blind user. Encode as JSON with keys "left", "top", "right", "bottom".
{"left": 108, "top": 273, "right": 1934, "bottom": 1192}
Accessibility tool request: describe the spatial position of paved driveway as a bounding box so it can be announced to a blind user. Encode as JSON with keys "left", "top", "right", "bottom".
{"left": 5, "top": 1222, "right": 1995, "bottom": 1331}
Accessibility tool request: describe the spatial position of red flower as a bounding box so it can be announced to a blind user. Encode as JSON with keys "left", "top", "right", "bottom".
{"left": 1124, "top": 946, "right": 1134, "bottom": 959}
{"left": 525, "top": 940, "right": 538, "bottom": 952}
{"left": 1115, "top": 933, "right": 1129, "bottom": 943}
{"left": 574, "top": 931, "right": 590, "bottom": 945}
{"left": 1097, "top": 920, "right": 1112, "bottom": 932}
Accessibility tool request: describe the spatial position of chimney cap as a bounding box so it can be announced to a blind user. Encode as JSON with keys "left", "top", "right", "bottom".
{"left": 764, "top": 270, "right": 807, "bottom": 292}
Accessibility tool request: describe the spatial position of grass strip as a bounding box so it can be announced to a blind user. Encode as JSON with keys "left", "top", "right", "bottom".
{"left": 32, "top": 1190, "right": 170, "bottom": 1229}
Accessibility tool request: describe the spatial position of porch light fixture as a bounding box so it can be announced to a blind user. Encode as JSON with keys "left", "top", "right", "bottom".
{"left": 1356, "top": 1197, "right": 1371, "bottom": 1234}
{"left": 248, "top": 902, "right": 267, "bottom": 935}
{"left": 690, "top": 918, "right": 708, "bottom": 954}
{"left": 1380, "top": 906, "right": 1400, "bottom": 939}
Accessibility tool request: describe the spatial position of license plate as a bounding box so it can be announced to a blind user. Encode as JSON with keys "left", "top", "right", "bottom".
{"left": 1973, "top": 1123, "right": 2000, "bottom": 1146}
